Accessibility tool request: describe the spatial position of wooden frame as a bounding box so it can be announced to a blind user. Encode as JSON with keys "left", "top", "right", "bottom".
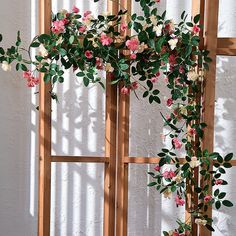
{"left": 38, "top": 0, "right": 236, "bottom": 236}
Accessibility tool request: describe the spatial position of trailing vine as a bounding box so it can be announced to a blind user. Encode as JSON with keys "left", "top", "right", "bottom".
{"left": 0, "top": 0, "right": 234, "bottom": 235}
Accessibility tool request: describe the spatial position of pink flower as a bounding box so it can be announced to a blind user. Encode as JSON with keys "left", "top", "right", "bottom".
{"left": 154, "top": 165, "right": 161, "bottom": 172}
{"left": 151, "top": 77, "right": 158, "bottom": 83}
{"left": 72, "top": 5, "right": 80, "bottom": 14}
{"left": 172, "top": 138, "right": 182, "bottom": 149}
{"left": 100, "top": 33, "right": 113, "bottom": 46}
{"left": 130, "top": 53, "right": 137, "bottom": 60}
{"left": 85, "top": 50, "right": 93, "bottom": 59}
{"left": 193, "top": 25, "right": 200, "bottom": 34}
{"left": 164, "top": 77, "right": 169, "bottom": 83}
{"left": 168, "top": 54, "right": 176, "bottom": 66}
{"left": 95, "top": 57, "right": 103, "bottom": 70}
{"left": 166, "top": 114, "right": 171, "bottom": 120}
{"left": 121, "top": 86, "right": 130, "bottom": 95}
{"left": 79, "top": 25, "right": 87, "bottom": 33}
{"left": 175, "top": 195, "right": 185, "bottom": 206}
{"left": 173, "top": 232, "right": 180, "bottom": 236}
{"left": 179, "top": 66, "right": 185, "bottom": 74}
{"left": 166, "top": 98, "right": 173, "bottom": 107}
{"left": 162, "top": 170, "right": 176, "bottom": 179}
{"left": 120, "top": 22, "right": 128, "bottom": 31}
{"left": 215, "top": 179, "right": 223, "bottom": 185}
{"left": 156, "top": 71, "right": 161, "bottom": 77}
{"left": 131, "top": 82, "right": 138, "bottom": 90}
{"left": 84, "top": 11, "right": 92, "bottom": 18}
{"left": 204, "top": 195, "right": 212, "bottom": 203}
{"left": 155, "top": 0, "right": 160, "bottom": 2}
{"left": 24, "top": 71, "right": 40, "bottom": 88}
{"left": 126, "top": 38, "right": 139, "bottom": 51}
{"left": 23, "top": 71, "right": 31, "bottom": 79}
{"left": 52, "top": 20, "right": 65, "bottom": 34}
{"left": 189, "top": 128, "right": 197, "bottom": 136}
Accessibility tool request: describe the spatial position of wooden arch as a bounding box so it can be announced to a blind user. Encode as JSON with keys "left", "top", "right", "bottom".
{"left": 38, "top": 0, "right": 236, "bottom": 235}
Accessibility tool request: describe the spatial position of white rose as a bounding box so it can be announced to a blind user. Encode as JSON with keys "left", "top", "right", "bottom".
{"left": 195, "top": 218, "right": 207, "bottom": 226}
{"left": 39, "top": 44, "right": 48, "bottom": 57}
{"left": 150, "top": 15, "right": 158, "bottom": 26}
{"left": 84, "top": 15, "right": 95, "bottom": 26}
{"left": 1, "top": 61, "right": 11, "bottom": 72}
{"left": 188, "top": 71, "right": 199, "bottom": 81}
{"left": 105, "top": 63, "right": 114, "bottom": 72}
{"left": 179, "top": 105, "right": 187, "bottom": 116}
{"left": 189, "top": 156, "right": 201, "bottom": 168}
{"left": 137, "top": 42, "right": 148, "bottom": 53}
{"left": 173, "top": 175, "right": 182, "bottom": 183}
{"left": 153, "top": 24, "right": 163, "bottom": 37}
{"left": 168, "top": 38, "right": 178, "bottom": 50}
{"left": 163, "top": 188, "right": 172, "bottom": 199}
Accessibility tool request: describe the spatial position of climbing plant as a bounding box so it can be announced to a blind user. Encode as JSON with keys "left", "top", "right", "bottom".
{"left": 0, "top": 0, "right": 233, "bottom": 235}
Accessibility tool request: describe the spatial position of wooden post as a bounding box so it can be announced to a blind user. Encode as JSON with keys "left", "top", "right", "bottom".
{"left": 103, "top": 3, "right": 119, "bottom": 236}
{"left": 200, "top": 0, "right": 219, "bottom": 235}
{"left": 38, "top": 0, "right": 52, "bottom": 236}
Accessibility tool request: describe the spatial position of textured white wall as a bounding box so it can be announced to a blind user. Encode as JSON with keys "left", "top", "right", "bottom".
{"left": 0, "top": 0, "right": 236, "bottom": 236}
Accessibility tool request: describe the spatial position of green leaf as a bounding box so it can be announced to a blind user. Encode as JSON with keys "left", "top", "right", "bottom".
{"left": 69, "top": 35, "right": 75, "bottom": 44}
{"left": 76, "top": 72, "right": 85, "bottom": 77}
{"left": 0, "top": 34, "right": 2, "bottom": 42}
{"left": 143, "top": 91, "right": 149, "bottom": 98}
{"left": 194, "top": 14, "right": 200, "bottom": 24}
{"left": 120, "top": 64, "right": 129, "bottom": 71}
{"left": 83, "top": 77, "right": 89, "bottom": 87}
{"left": 43, "top": 74, "right": 51, "bottom": 83}
{"left": 182, "top": 163, "right": 190, "bottom": 171}
{"left": 214, "top": 189, "right": 219, "bottom": 197}
{"left": 148, "top": 182, "right": 157, "bottom": 187}
{"left": 222, "top": 200, "right": 234, "bottom": 207}
{"left": 58, "top": 77, "right": 64, "bottom": 83}
{"left": 206, "top": 224, "right": 215, "bottom": 232}
{"left": 223, "top": 162, "right": 232, "bottom": 168}
{"left": 155, "top": 37, "right": 165, "bottom": 53}
{"left": 215, "top": 200, "right": 221, "bottom": 210}
{"left": 59, "top": 48, "right": 67, "bottom": 56}
{"left": 224, "top": 153, "right": 233, "bottom": 162}
{"left": 218, "top": 192, "right": 226, "bottom": 199}
{"left": 30, "top": 42, "right": 40, "bottom": 48}
{"left": 20, "top": 64, "right": 27, "bottom": 71}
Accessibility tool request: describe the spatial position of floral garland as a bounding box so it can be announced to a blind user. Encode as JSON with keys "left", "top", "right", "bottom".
{"left": 0, "top": 0, "right": 234, "bottom": 235}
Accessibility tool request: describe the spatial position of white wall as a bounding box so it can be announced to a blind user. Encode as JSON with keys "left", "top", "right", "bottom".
{"left": 0, "top": 0, "right": 236, "bottom": 236}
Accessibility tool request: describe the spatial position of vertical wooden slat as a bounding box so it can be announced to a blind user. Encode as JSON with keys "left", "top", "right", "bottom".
{"left": 200, "top": 0, "right": 219, "bottom": 236}
{"left": 103, "top": 3, "right": 119, "bottom": 236}
{"left": 38, "top": 1, "right": 52, "bottom": 236}
{"left": 116, "top": 0, "right": 131, "bottom": 235}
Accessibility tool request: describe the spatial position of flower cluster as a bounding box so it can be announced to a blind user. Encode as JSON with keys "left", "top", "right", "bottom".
{"left": 0, "top": 0, "right": 234, "bottom": 235}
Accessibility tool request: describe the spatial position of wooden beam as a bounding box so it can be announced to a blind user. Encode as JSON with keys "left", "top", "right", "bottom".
{"left": 217, "top": 38, "right": 236, "bottom": 55}
{"left": 51, "top": 156, "right": 109, "bottom": 163}
{"left": 38, "top": 0, "right": 52, "bottom": 236}
{"left": 200, "top": 0, "right": 219, "bottom": 235}
{"left": 124, "top": 157, "right": 186, "bottom": 164}
{"left": 103, "top": 2, "right": 119, "bottom": 235}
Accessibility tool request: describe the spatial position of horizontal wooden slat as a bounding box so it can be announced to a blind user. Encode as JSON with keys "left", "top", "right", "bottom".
{"left": 217, "top": 38, "right": 236, "bottom": 55}
{"left": 51, "top": 156, "right": 109, "bottom": 163}
{"left": 125, "top": 157, "right": 186, "bottom": 164}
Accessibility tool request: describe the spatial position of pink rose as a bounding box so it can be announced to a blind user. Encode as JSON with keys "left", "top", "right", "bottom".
{"left": 162, "top": 170, "right": 176, "bottom": 179}
{"left": 168, "top": 54, "right": 176, "bottom": 65}
{"left": 121, "top": 86, "right": 130, "bottom": 95}
{"left": 179, "top": 65, "right": 185, "bottom": 74}
{"left": 164, "top": 77, "right": 169, "bottom": 83}
{"left": 151, "top": 77, "right": 158, "bottom": 83}
{"left": 204, "top": 195, "right": 212, "bottom": 203}
{"left": 172, "top": 138, "right": 182, "bottom": 149}
{"left": 72, "top": 5, "right": 79, "bottom": 14}
{"left": 156, "top": 71, "right": 160, "bottom": 77}
{"left": 126, "top": 38, "right": 139, "bottom": 51}
{"left": 154, "top": 165, "right": 161, "bottom": 172}
{"left": 131, "top": 82, "right": 138, "bottom": 90}
{"left": 100, "top": 33, "right": 113, "bottom": 46}
{"left": 95, "top": 57, "right": 103, "bottom": 70}
{"left": 215, "top": 179, "right": 223, "bottom": 185}
{"left": 130, "top": 53, "right": 137, "bottom": 60}
{"left": 52, "top": 20, "right": 65, "bottom": 34}
{"left": 79, "top": 25, "right": 87, "bottom": 33}
{"left": 23, "top": 71, "right": 31, "bottom": 79}
{"left": 189, "top": 128, "right": 197, "bottom": 136}
{"left": 175, "top": 195, "right": 185, "bottom": 206}
{"left": 85, "top": 50, "right": 93, "bottom": 59}
{"left": 193, "top": 25, "right": 200, "bottom": 34}
{"left": 84, "top": 11, "right": 92, "bottom": 18}
{"left": 120, "top": 22, "right": 128, "bottom": 32}
{"left": 166, "top": 98, "right": 173, "bottom": 107}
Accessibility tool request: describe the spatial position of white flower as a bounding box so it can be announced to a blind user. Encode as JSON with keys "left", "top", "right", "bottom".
{"left": 153, "top": 24, "right": 163, "bottom": 37}
{"left": 137, "top": 42, "right": 148, "bottom": 53}
{"left": 173, "top": 175, "right": 182, "bottom": 183}
{"left": 189, "top": 156, "right": 201, "bottom": 169}
{"left": 1, "top": 61, "right": 11, "bottom": 71}
{"left": 150, "top": 15, "right": 158, "bottom": 26}
{"left": 105, "top": 63, "right": 114, "bottom": 72}
{"left": 39, "top": 44, "right": 48, "bottom": 57}
{"left": 188, "top": 71, "right": 199, "bottom": 81}
{"left": 163, "top": 188, "right": 172, "bottom": 199}
{"left": 179, "top": 105, "right": 187, "bottom": 116}
{"left": 60, "top": 9, "right": 68, "bottom": 18}
{"left": 195, "top": 218, "right": 207, "bottom": 226}
{"left": 83, "top": 15, "right": 94, "bottom": 26}
{"left": 168, "top": 38, "right": 178, "bottom": 50}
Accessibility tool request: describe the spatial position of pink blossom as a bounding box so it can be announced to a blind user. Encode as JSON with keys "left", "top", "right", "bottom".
{"left": 95, "top": 57, "right": 103, "bottom": 70}
{"left": 151, "top": 77, "right": 158, "bottom": 83}
{"left": 79, "top": 25, "right": 87, "bottom": 33}
{"left": 175, "top": 195, "right": 185, "bottom": 206}
{"left": 166, "top": 98, "right": 173, "bottom": 107}
{"left": 156, "top": 71, "right": 161, "bottom": 77}
{"left": 173, "top": 232, "right": 180, "bottom": 236}
{"left": 84, "top": 11, "right": 92, "bottom": 18}
{"left": 131, "top": 82, "right": 138, "bottom": 90}
{"left": 85, "top": 50, "right": 93, "bottom": 59}
{"left": 215, "top": 179, "right": 223, "bottom": 185}
{"left": 120, "top": 22, "right": 128, "bottom": 31}
{"left": 24, "top": 71, "right": 40, "bottom": 88}
{"left": 154, "top": 165, "right": 161, "bottom": 172}
{"left": 164, "top": 77, "right": 169, "bottom": 83}
{"left": 162, "top": 170, "right": 176, "bottom": 179}
{"left": 126, "top": 38, "right": 139, "bottom": 51}
{"left": 179, "top": 65, "right": 185, "bottom": 74}
{"left": 189, "top": 128, "right": 197, "bottom": 136}
{"left": 100, "top": 33, "right": 113, "bottom": 46}
{"left": 121, "top": 86, "right": 130, "bottom": 95}
{"left": 155, "top": 0, "right": 160, "bottom": 2}
{"left": 52, "top": 20, "right": 65, "bottom": 34}
{"left": 175, "top": 77, "right": 181, "bottom": 86}
{"left": 23, "top": 71, "right": 31, "bottom": 79}
{"left": 193, "top": 25, "right": 200, "bottom": 34}
{"left": 72, "top": 5, "right": 80, "bottom": 13}
{"left": 168, "top": 54, "right": 176, "bottom": 66}
{"left": 172, "top": 138, "right": 182, "bottom": 149}
{"left": 130, "top": 53, "right": 137, "bottom": 60}
{"left": 204, "top": 195, "right": 212, "bottom": 203}
{"left": 166, "top": 115, "right": 171, "bottom": 120}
